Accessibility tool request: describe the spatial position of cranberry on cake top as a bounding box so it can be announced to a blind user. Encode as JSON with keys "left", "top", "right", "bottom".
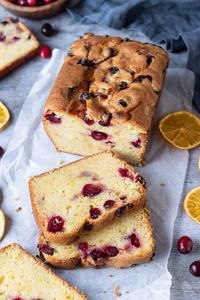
{"left": 29, "top": 152, "right": 146, "bottom": 244}
{"left": 43, "top": 33, "right": 169, "bottom": 165}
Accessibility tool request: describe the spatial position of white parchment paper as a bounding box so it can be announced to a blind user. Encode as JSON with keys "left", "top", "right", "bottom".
{"left": 0, "top": 38, "right": 194, "bottom": 299}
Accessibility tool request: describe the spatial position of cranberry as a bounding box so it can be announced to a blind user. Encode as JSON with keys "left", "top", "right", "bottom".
{"left": 0, "top": 32, "right": 6, "bottom": 42}
{"left": 0, "top": 146, "right": 4, "bottom": 157}
{"left": 43, "top": 0, "right": 53, "bottom": 4}
{"left": 12, "top": 298, "right": 24, "bottom": 300}
{"left": 90, "top": 131, "right": 108, "bottom": 141}
{"left": 27, "top": 0, "right": 36, "bottom": 6}
{"left": 90, "top": 248, "right": 105, "bottom": 261}
{"left": 177, "top": 236, "right": 193, "bottom": 254}
{"left": 82, "top": 184, "right": 103, "bottom": 197}
{"left": 84, "top": 222, "right": 93, "bottom": 231}
{"left": 39, "top": 45, "right": 52, "bottom": 59}
{"left": 47, "top": 216, "right": 64, "bottom": 233}
{"left": 78, "top": 242, "right": 88, "bottom": 252}
{"left": 146, "top": 55, "right": 153, "bottom": 66}
{"left": 109, "top": 67, "right": 119, "bottom": 75}
{"left": 18, "top": 0, "right": 27, "bottom": 5}
{"left": 190, "top": 261, "right": 200, "bottom": 276}
{"left": 120, "top": 196, "right": 127, "bottom": 201}
{"left": 44, "top": 112, "right": 61, "bottom": 124}
{"left": 104, "top": 246, "right": 119, "bottom": 257}
{"left": 118, "top": 81, "right": 128, "bottom": 90}
{"left": 13, "top": 36, "right": 20, "bottom": 42}
{"left": 130, "top": 233, "right": 140, "bottom": 247}
{"left": 68, "top": 86, "right": 78, "bottom": 93}
{"left": 99, "top": 113, "right": 112, "bottom": 127}
{"left": 80, "top": 92, "right": 91, "bottom": 104}
{"left": 39, "top": 244, "right": 54, "bottom": 255}
{"left": 118, "top": 99, "right": 127, "bottom": 107}
{"left": 41, "top": 23, "right": 53, "bottom": 37}
{"left": 134, "top": 174, "right": 146, "bottom": 187}
{"left": 84, "top": 116, "right": 94, "bottom": 126}
{"left": 90, "top": 207, "right": 101, "bottom": 219}
{"left": 116, "top": 206, "right": 126, "bottom": 217}
{"left": 133, "top": 75, "right": 152, "bottom": 83}
{"left": 77, "top": 58, "right": 94, "bottom": 67}
{"left": 118, "top": 168, "right": 134, "bottom": 181}
{"left": 131, "top": 138, "right": 141, "bottom": 148}
{"left": 104, "top": 200, "right": 115, "bottom": 209}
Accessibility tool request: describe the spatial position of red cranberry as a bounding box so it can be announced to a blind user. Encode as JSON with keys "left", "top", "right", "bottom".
{"left": 80, "top": 92, "right": 91, "bottom": 104}
{"left": 116, "top": 206, "right": 126, "bottom": 217}
{"left": 39, "top": 45, "right": 52, "bottom": 59}
{"left": 39, "top": 244, "right": 54, "bottom": 255}
{"left": 118, "top": 99, "right": 127, "bottom": 107}
{"left": 47, "top": 216, "right": 64, "bottom": 233}
{"left": 118, "top": 81, "right": 128, "bottom": 90}
{"left": 0, "top": 32, "right": 6, "bottom": 42}
{"left": 41, "top": 23, "right": 53, "bottom": 37}
{"left": 84, "top": 116, "right": 94, "bottom": 126}
{"left": 118, "top": 168, "right": 134, "bottom": 181}
{"left": 131, "top": 138, "right": 141, "bottom": 148}
{"left": 77, "top": 59, "right": 95, "bottom": 67}
{"left": 44, "top": 112, "right": 61, "bottom": 124}
{"left": 99, "top": 113, "right": 112, "bottom": 127}
{"left": 89, "top": 207, "right": 101, "bottom": 219}
{"left": 43, "top": 0, "right": 53, "bottom": 4}
{"left": 109, "top": 67, "right": 119, "bottom": 75}
{"left": 133, "top": 75, "right": 152, "bottom": 83}
{"left": 90, "top": 131, "right": 108, "bottom": 141}
{"left": 177, "top": 236, "right": 193, "bottom": 254}
{"left": 130, "top": 233, "right": 140, "bottom": 248}
{"left": 78, "top": 242, "right": 88, "bottom": 252}
{"left": 18, "top": 0, "right": 27, "bottom": 5}
{"left": 120, "top": 196, "right": 127, "bottom": 201}
{"left": 134, "top": 174, "right": 146, "bottom": 187}
{"left": 12, "top": 298, "right": 24, "bottom": 300}
{"left": 90, "top": 248, "right": 105, "bottom": 261}
{"left": 104, "top": 246, "right": 119, "bottom": 257}
{"left": 0, "top": 146, "right": 4, "bottom": 157}
{"left": 146, "top": 55, "right": 153, "bottom": 66}
{"left": 104, "top": 200, "right": 115, "bottom": 209}
{"left": 190, "top": 261, "right": 200, "bottom": 276}
{"left": 27, "top": 0, "right": 36, "bottom": 6}
{"left": 82, "top": 184, "right": 103, "bottom": 197}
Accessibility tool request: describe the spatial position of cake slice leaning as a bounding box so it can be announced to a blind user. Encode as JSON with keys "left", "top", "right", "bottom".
{"left": 0, "top": 243, "right": 87, "bottom": 300}
{"left": 29, "top": 151, "right": 146, "bottom": 244}
{"left": 38, "top": 207, "right": 154, "bottom": 269}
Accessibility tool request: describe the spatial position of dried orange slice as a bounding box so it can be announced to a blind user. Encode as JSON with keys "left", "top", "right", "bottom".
{"left": 158, "top": 111, "right": 200, "bottom": 150}
{"left": 0, "top": 101, "right": 10, "bottom": 131}
{"left": 184, "top": 186, "right": 200, "bottom": 224}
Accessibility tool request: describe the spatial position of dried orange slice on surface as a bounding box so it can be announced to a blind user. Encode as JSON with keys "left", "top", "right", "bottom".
{"left": 158, "top": 111, "right": 200, "bottom": 150}
{"left": 0, "top": 101, "right": 10, "bottom": 131}
{"left": 184, "top": 186, "right": 200, "bottom": 224}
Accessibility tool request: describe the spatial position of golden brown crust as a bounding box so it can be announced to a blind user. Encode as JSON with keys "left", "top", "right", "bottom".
{"left": 39, "top": 208, "right": 155, "bottom": 269}
{"left": 0, "top": 17, "right": 40, "bottom": 78}
{"left": 29, "top": 151, "right": 146, "bottom": 244}
{"left": 0, "top": 243, "right": 87, "bottom": 299}
{"left": 44, "top": 33, "right": 169, "bottom": 131}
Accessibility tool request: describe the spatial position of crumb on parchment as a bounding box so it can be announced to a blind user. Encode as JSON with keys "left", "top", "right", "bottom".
{"left": 109, "top": 274, "right": 114, "bottom": 277}
{"left": 114, "top": 285, "right": 121, "bottom": 297}
{"left": 58, "top": 160, "right": 65, "bottom": 165}
{"left": 160, "top": 182, "right": 165, "bottom": 187}
{"left": 16, "top": 207, "right": 22, "bottom": 212}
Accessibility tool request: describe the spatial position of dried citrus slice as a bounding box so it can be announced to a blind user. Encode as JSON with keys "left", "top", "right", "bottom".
{"left": 0, "top": 101, "right": 10, "bottom": 131}
{"left": 158, "top": 111, "right": 200, "bottom": 149}
{"left": 184, "top": 186, "right": 200, "bottom": 224}
{"left": 0, "top": 209, "right": 5, "bottom": 240}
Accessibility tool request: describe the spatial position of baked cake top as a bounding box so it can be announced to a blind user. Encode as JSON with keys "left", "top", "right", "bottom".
{"left": 45, "top": 33, "right": 169, "bottom": 131}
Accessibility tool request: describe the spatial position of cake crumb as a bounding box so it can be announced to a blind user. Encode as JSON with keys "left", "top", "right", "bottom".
{"left": 58, "top": 160, "right": 65, "bottom": 165}
{"left": 103, "top": 290, "right": 106, "bottom": 293}
{"left": 160, "top": 182, "right": 165, "bottom": 187}
{"left": 16, "top": 207, "right": 22, "bottom": 212}
{"left": 126, "top": 291, "right": 129, "bottom": 294}
{"left": 109, "top": 274, "right": 114, "bottom": 277}
{"left": 114, "top": 285, "right": 121, "bottom": 297}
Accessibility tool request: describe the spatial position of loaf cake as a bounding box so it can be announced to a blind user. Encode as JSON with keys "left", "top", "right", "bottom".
{"left": 38, "top": 207, "right": 154, "bottom": 268}
{"left": 43, "top": 33, "right": 169, "bottom": 165}
{"left": 29, "top": 151, "right": 146, "bottom": 244}
{"left": 0, "top": 243, "right": 87, "bottom": 299}
{"left": 0, "top": 17, "right": 40, "bottom": 78}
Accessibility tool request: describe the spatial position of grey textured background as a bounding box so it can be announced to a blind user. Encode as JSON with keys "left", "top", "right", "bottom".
{"left": 0, "top": 5, "right": 200, "bottom": 300}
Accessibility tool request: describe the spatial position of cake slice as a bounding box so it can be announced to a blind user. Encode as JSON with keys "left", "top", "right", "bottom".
{"left": 0, "top": 243, "right": 87, "bottom": 299}
{"left": 0, "top": 17, "right": 40, "bottom": 78}
{"left": 38, "top": 207, "right": 154, "bottom": 269}
{"left": 29, "top": 151, "right": 146, "bottom": 244}
{"left": 43, "top": 33, "right": 169, "bottom": 165}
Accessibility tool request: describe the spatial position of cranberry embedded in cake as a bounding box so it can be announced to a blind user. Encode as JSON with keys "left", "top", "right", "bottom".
{"left": 104, "top": 200, "right": 115, "bottom": 209}
{"left": 89, "top": 131, "right": 108, "bottom": 141}
{"left": 89, "top": 207, "right": 101, "bottom": 219}
{"left": 104, "top": 246, "right": 119, "bottom": 257}
{"left": 82, "top": 184, "right": 103, "bottom": 197}
{"left": 39, "top": 244, "right": 54, "bottom": 255}
{"left": 47, "top": 216, "right": 64, "bottom": 233}
{"left": 130, "top": 233, "right": 141, "bottom": 248}
{"left": 44, "top": 112, "right": 61, "bottom": 124}
{"left": 118, "top": 168, "right": 134, "bottom": 181}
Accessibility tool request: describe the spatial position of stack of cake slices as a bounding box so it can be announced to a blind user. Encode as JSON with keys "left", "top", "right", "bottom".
{"left": 29, "top": 151, "right": 155, "bottom": 269}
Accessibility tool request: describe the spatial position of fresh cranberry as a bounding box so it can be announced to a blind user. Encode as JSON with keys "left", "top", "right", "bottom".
{"left": 118, "top": 81, "right": 128, "bottom": 90}
{"left": 39, "top": 244, "right": 54, "bottom": 255}
{"left": 190, "top": 261, "right": 200, "bottom": 276}
{"left": 146, "top": 55, "right": 153, "bottom": 66}
{"left": 104, "top": 200, "right": 115, "bottom": 209}
{"left": 78, "top": 242, "right": 89, "bottom": 252}
{"left": 131, "top": 138, "right": 141, "bottom": 148}
{"left": 90, "top": 248, "right": 105, "bottom": 261}
{"left": 104, "top": 246, "right": 119, "bottom": 257}
{"left": 177, "top": 236, "right": 193, "bottom": 254}
{"left": 80, "top": 92, "right": 91, "bottom": 104}
{"left": 118, "top": 168, "right": 134, "bottom": 181}
{"left": 43, "top": 0, "right": 53, "bottom": 4}
{"left": 116, "top": 206, "right": 126, "bottom": 217}
{"left": 44, "top": 112, "right": 61, "bottom": 124}
{"left": 39, "top": 45, "right": 52, "bottom": 59}
{"left": 18, "top": 0, "right": 27, "bottom": 5}
{"left": 41, "top": 23, "right": 53, "bottom": 37}
{"left": 109, "top": 67, "right": 119, "bottom": 75}
{"left": 0, "top": 32, "right": 6, "bottom": 42}
{"left": 99, "top": 113, "right": 112, "bottom": 127}
{"left": 90, "top": 131, "right": 108, "bottom": 141}
{"left": 82, "top": 184, "right": 103, "bottom": 197}
{"left": 27, "top": 0, "right": 36, "bottom": 6}
{"left": 130, "top": 233, "right": 140, "bottom": 248}
{"left": 89, "top": 207, "right": 101, "bottom": 219}
{"left": 120, "top": 196, "right": 127, "bottom": 201}
{"left": 134, "top": 174, "right": 146, "bottom": 187}
{"left": 84, "top": 116, "right": 94, "bottom": 126}
{"left": 0, "top": 146, "right": 4, "bottom": 157}
{"left": 13, "top": 36, "right": 20, "bottom": 42}
{"left": 118, "top": 99, "right": 127, "bottom": 107}
{"left": 47, "top": 216, "right": 64, "bottom": 233}
{"left": 77, "top": 58, "right": 95, "bottom": 67}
